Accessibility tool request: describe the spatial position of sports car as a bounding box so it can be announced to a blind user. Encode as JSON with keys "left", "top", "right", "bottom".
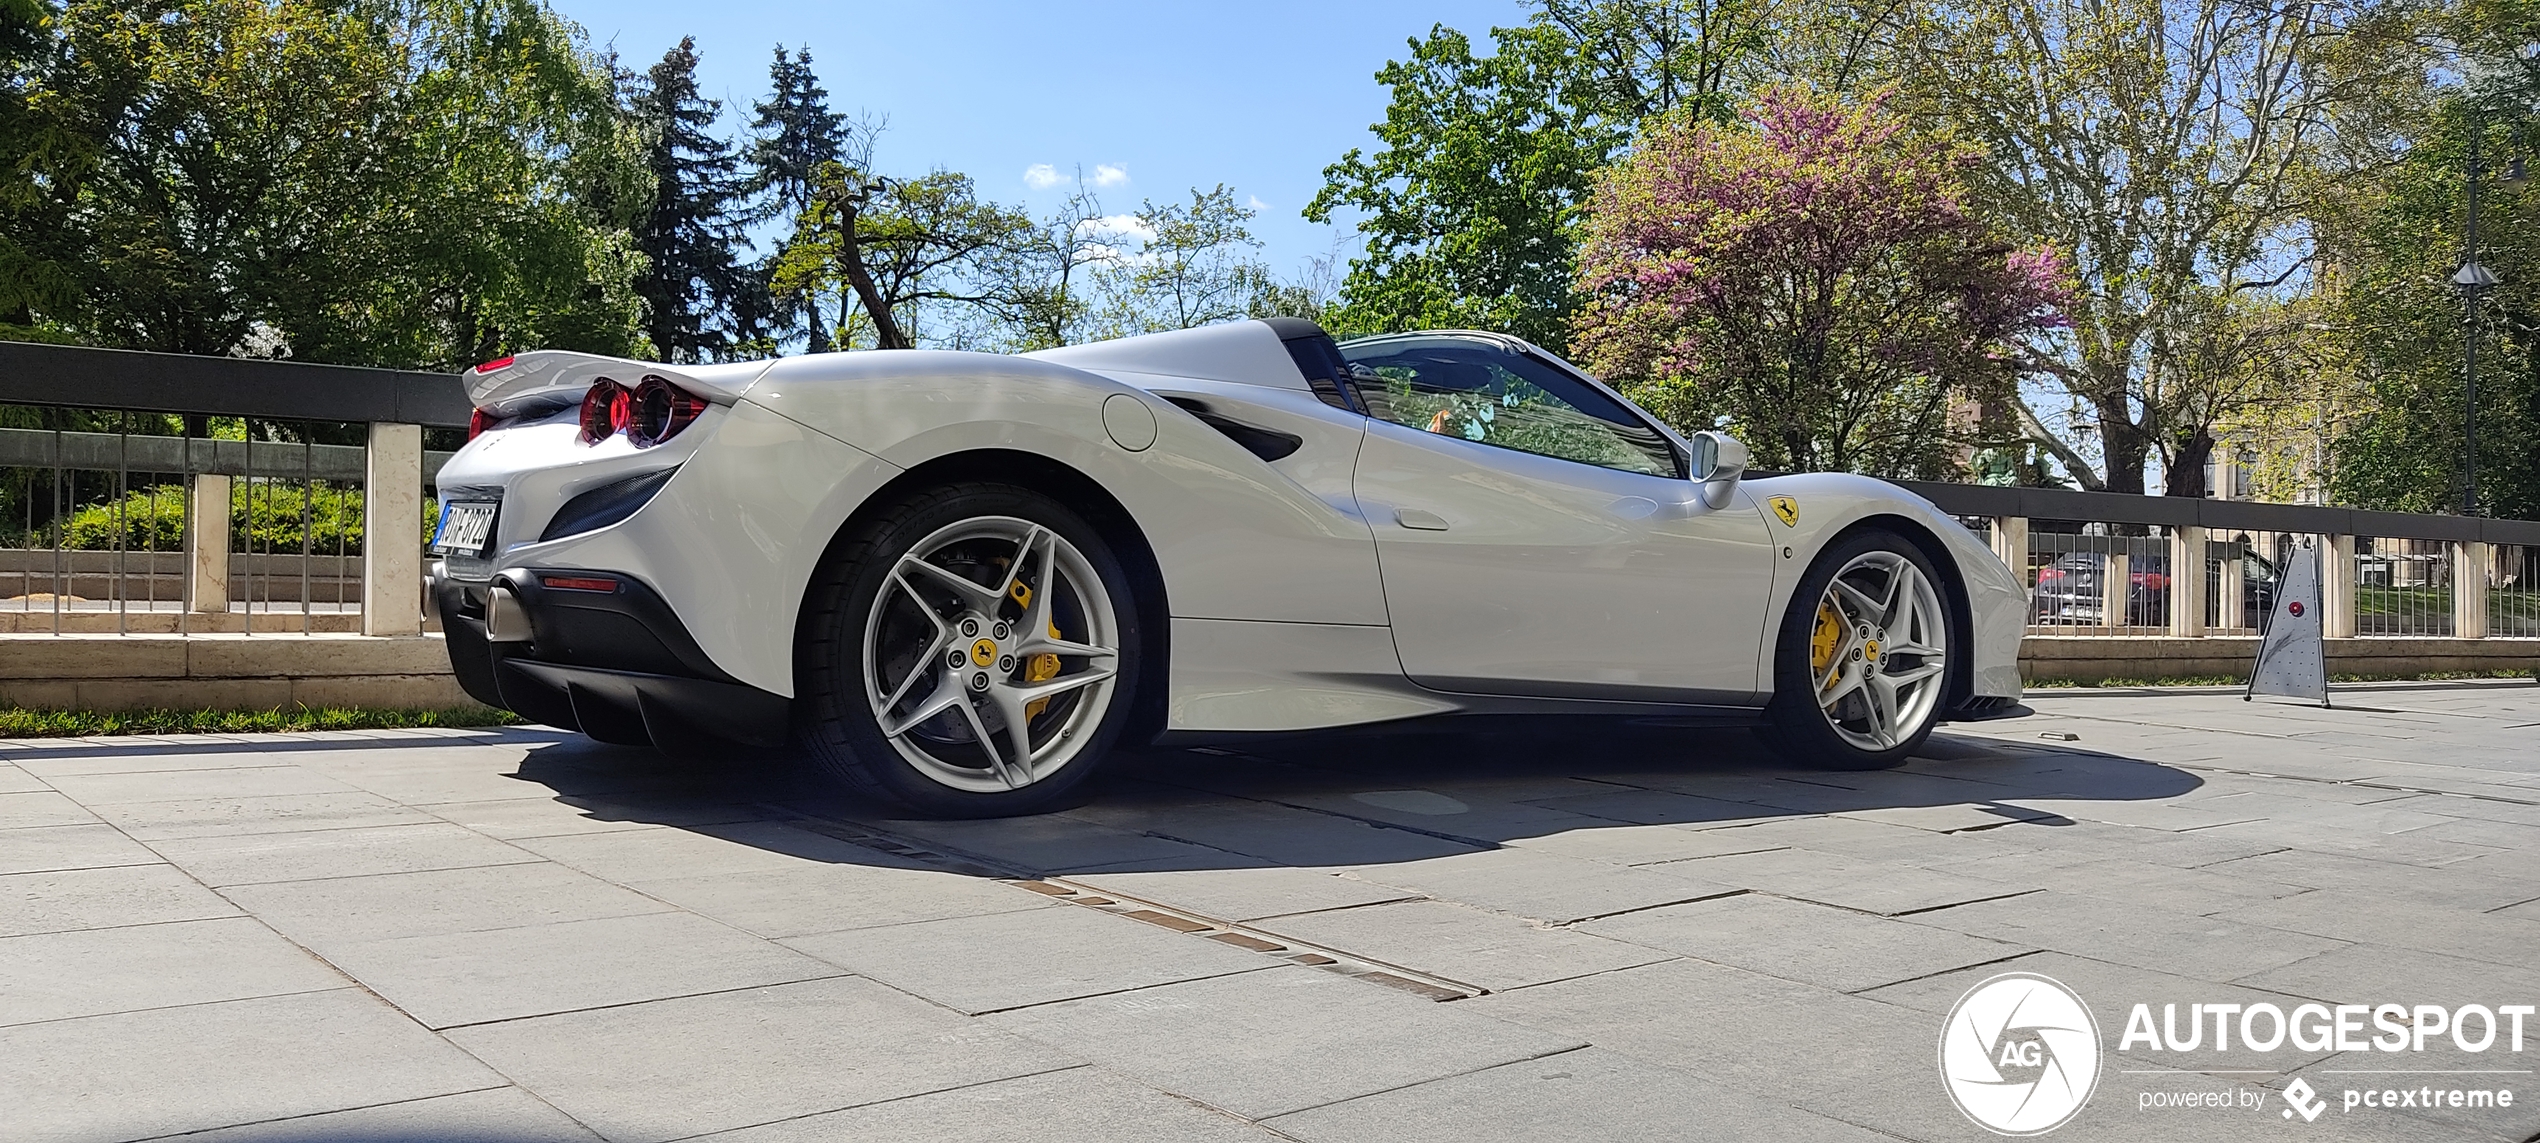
{"left": 430, "top": 318, "right": 2027, "bottom": 816}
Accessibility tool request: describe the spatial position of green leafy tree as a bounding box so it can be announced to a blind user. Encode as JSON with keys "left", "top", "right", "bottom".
{"left": 0, "top": 0, "right": 84, "bottom": 341}
{"left": 1307, "top": 24, "right": 1611, "bottom": 350}
{"left": 1307, "top": 1, "right": 1775, "bottom": 351}
{"left": 629, "top": 35, "right": 757, "bottom": 363}
{"left": 745, "top": 45, "right": 849, "bottom": 352}
{"left": 1088, "top": 186, "right": 1272, "bottom": 338}
{"left": 1898, "top": 0, "right": 2429, "bottom": 493}
{"left": 4, "top": 0, "right": 645, "bottom": 368}
{"left": 2323, "top": 101, "right": 2540, "bottom": 520}
{"left": 769, "top": 163, "right": 1032, "bottom": 350}
{"left": 967, "top": 176, "right": 1109, "bottom": 350}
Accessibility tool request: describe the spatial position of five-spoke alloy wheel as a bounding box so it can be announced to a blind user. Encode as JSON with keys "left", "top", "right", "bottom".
{"left": 1767, "top": 529, "right": 1953, "bottom": 770}
{"left": 798, "top": 483, "right": 1142, "bottom": 816}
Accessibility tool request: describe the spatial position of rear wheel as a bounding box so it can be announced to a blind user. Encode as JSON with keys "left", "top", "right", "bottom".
{"left": 1765, "top": 530, "right": 1951, "bottom": 770}
{"left": 796, "top": 483, "right": 1140, "bottom": 817}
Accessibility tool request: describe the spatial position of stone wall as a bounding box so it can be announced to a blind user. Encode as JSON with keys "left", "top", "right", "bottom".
{"left": 0, "top": 634, "right": 471, "bottom": 711}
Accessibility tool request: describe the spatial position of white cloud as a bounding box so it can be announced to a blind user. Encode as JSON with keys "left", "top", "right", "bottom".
{"left": 1093, "top": 163, "right": 1130, "bottom": 188}
{"left": 1076, "top": 213, "right": 1158, "bottom": 265}
{"left": 1023, "top": 164, "right": 1062, "bottom": 190}
{"left": 1247, "top": 194, "right": 1270, "bottom": 212}
{"left": 1078, "top": 213, "right": 1157, "bottom": 245}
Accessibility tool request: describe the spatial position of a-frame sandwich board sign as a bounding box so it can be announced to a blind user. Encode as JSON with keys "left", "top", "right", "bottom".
{"left": 2246, "top": 535, "right": 2329, "bottom": 708}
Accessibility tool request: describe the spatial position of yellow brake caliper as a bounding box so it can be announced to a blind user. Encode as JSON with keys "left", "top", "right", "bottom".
{"left": 1010, "top": 581, "right": 1064, "bottom": 719}
{"left": 1810, "top": 602, "right": 1843, "bottom": 693}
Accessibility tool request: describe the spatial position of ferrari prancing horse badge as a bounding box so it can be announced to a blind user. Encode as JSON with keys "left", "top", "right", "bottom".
{"left": 1767, "top": 496, "right": 1799, "bottom": 527}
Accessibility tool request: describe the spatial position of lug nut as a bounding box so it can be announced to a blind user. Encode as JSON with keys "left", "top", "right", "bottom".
{"left": 969, "top": 672, "right": 990, "bottom": 692}
{"left": 998, "top": 655, "right": 1015, "bottom": 671}
{"left": 961, "top": 618, "right": 979, "bottom": 637}
{"left": 994, "top": 621, "right": 1010, "bottom": 640}
{"left": 946, "top": 648, "right": 966, "bottom": 668}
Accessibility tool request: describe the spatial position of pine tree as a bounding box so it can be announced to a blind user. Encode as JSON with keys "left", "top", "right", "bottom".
{"left": 746, "top": 45, "right": 849, "bottom": 352}
{"left": 629, "top": 36, "right": 753, "bottom": 363}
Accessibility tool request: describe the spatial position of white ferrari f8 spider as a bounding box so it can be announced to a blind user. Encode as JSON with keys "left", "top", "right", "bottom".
{"left": 431, "top": 319, "right": 2027, "bottom": 816}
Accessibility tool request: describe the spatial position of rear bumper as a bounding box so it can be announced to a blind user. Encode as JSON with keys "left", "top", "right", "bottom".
{"left": 432, "top": 567, "right": 790, "bottom": 748}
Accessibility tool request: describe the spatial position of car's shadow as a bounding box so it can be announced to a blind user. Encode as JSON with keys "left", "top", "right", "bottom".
{"left": 474, "top": 716, "right": 2206, "bottom": 877}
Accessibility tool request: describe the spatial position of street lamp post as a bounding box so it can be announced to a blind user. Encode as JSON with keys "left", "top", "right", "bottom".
{"left": 2453, "top": 120, "right": 2527, "bottom": 518}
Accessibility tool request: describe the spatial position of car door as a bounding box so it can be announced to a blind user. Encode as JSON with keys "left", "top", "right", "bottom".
{"left": 1341, "top": 336, "right": 1776, "bottom": 702}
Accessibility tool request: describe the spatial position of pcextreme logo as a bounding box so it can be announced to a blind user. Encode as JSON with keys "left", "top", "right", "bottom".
{"left": 1940, "top": 973, "right": 2103, "bottom": 1135}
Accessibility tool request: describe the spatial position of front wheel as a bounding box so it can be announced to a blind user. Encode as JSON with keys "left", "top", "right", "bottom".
{"left": 1765, "top": 530, "right": 1952, "bottom": 770}
{"left": 796, "top": 483, "right": 1142, "bottom": 817}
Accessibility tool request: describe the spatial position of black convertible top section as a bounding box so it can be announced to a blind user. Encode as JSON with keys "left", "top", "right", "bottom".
{"left": 1261, "top": 318, "right": 1363, "bottom": 413}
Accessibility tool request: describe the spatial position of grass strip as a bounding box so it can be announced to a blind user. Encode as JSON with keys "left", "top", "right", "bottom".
{"left": 0, "top": 705, "right": 522, "bottom": 738}
{"left": 2026, "top": 668, "right": 2535, "bottom": 689}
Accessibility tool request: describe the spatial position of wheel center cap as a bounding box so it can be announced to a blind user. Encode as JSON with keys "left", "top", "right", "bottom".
{"left": 969, "top": 637, "right": 998, "bottom": 667}
{"left": 1863, "top": 639, "right": 1881, "bottom": 664}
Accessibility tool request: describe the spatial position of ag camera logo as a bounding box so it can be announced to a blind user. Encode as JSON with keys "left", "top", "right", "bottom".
{"left": 1941, "top": 973, "right": 2103, "bottom": 1135}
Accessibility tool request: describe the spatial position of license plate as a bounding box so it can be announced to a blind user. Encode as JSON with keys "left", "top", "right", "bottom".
{"left": 430, "top": 502, "right": 497, "bottom": 555}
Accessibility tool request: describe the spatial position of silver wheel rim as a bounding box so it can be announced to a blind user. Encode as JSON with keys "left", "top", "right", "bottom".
{"left": 861, "top": 515, "right": 1120, "bottom": 793}
{"left": 1807, "top": 550, "right": 1947, "bottom": 752}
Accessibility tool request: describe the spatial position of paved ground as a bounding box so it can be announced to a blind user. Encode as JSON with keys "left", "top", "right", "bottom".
{"left": 5, "top": 681, "right": 2538, "bottom": 1143}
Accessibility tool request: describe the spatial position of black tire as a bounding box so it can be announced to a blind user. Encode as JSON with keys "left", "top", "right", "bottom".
{"left": 1764, "top": 529, "right": 1953, "bottom": 771}
{"left": 795, "top": 482, "right": 1145, "bottom": 817}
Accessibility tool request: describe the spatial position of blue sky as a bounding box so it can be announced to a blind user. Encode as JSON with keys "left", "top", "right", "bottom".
{"left": 547, "top": 0, "right": 1532, "bottom": 280}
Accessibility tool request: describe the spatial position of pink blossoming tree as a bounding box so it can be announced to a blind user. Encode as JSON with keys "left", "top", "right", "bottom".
{"left": 1574, "top": 86, "right": 2072, "bottom": 478}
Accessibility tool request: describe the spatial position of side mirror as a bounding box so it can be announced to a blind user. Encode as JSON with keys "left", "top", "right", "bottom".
{"left": 1692, "top": 430, "right": 1748, "bottom": 509}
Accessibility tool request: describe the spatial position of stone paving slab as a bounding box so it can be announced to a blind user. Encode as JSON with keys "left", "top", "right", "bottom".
{"left": 1905, "top": 889, "right": 2351, "bottom": 981}
{"left": 979, "top": 966, "right": 1585, "bottom": 1120}
{"left": 1251, "top": 898, "right": 1674, "bottom": 990}
{"left": 6, "top": 684, "right": 2539, "bottom": 1141}
{"left": 1648, "top": 844, "right": 2029, "bottom": 915}
{"left": 1470, "top": 957, "right": 1976, "bottom": 1141}
{"left": 1068, "top": 863, "right": 1423, "bottom": 921}
{"left": 447, "top": 976, "right": 1074, "bottom": 1143}
{"left": 1262, "top": 1046, "right": 1895, "bottom": 1142}
{"left": 693, "top": 1066, "right": 1284, "bottom": 1143}
{"left": 85, "top": 789, "right": 433, "bottom": 840}
{"left": 0, "top": 821, "right": 158, "bottom": 875}
{"left": 174, "top": 1087, "right": 604, "bottom": 1143}
{"left": 220, "top": 860, "right": 677, "bottom": 945}
{"left": 783, "top": 901, "right": 1270, "bottom": 1015}
{"left": 2, "top": 862, "right": 239, "bottom": 937}
{"left": 0, "top": 988, "right": 502, "bottom": 1143}
{"left": 626, "top": 857, "right": 1055, "bottom": 940}
{"left": 1339, "top": 844, "right": 1738, "bottom": 924}
{"left": 0, "top": 916, "right": 344, "bottom": 1026}
{"left": 321, "top": 909, "right": 846, "bottom": 1029}
{"left": 1578, "top": 892, "right": 2030, "bottom": 992}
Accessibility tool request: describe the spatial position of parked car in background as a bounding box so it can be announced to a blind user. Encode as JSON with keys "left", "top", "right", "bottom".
{"left": 2030, "top": 547, "right": 2277, "bottom": 628}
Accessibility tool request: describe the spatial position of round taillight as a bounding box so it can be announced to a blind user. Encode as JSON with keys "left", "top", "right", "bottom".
{"left": 468, "top": 407, "right": 492, "bottom": 441}
{"left": 579, "top": 379, "right": 629, "bottom": 444}
{"left": 628, "top": 376, "right": 707, "bottom": 448}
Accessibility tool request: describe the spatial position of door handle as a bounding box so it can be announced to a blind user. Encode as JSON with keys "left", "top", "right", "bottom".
{"left": 1395, "top": 508, "right": 1449, "bottom": 531}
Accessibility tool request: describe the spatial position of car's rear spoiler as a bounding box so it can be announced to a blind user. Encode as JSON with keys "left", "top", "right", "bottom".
{"left": 462, "top": 351, "right": 764, "bottom": 416}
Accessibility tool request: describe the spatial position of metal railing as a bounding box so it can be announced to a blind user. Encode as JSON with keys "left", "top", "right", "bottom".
{"left": 0, "top": 342, "right": 467, "bottom": 636}
{"left": 1907, "top": 479, "right": 2540, "bottom": 643}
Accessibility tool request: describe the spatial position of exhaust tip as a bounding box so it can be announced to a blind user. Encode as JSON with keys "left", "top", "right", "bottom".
{"left": 485, "top": 586, "right": 533, "bottom": 643}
